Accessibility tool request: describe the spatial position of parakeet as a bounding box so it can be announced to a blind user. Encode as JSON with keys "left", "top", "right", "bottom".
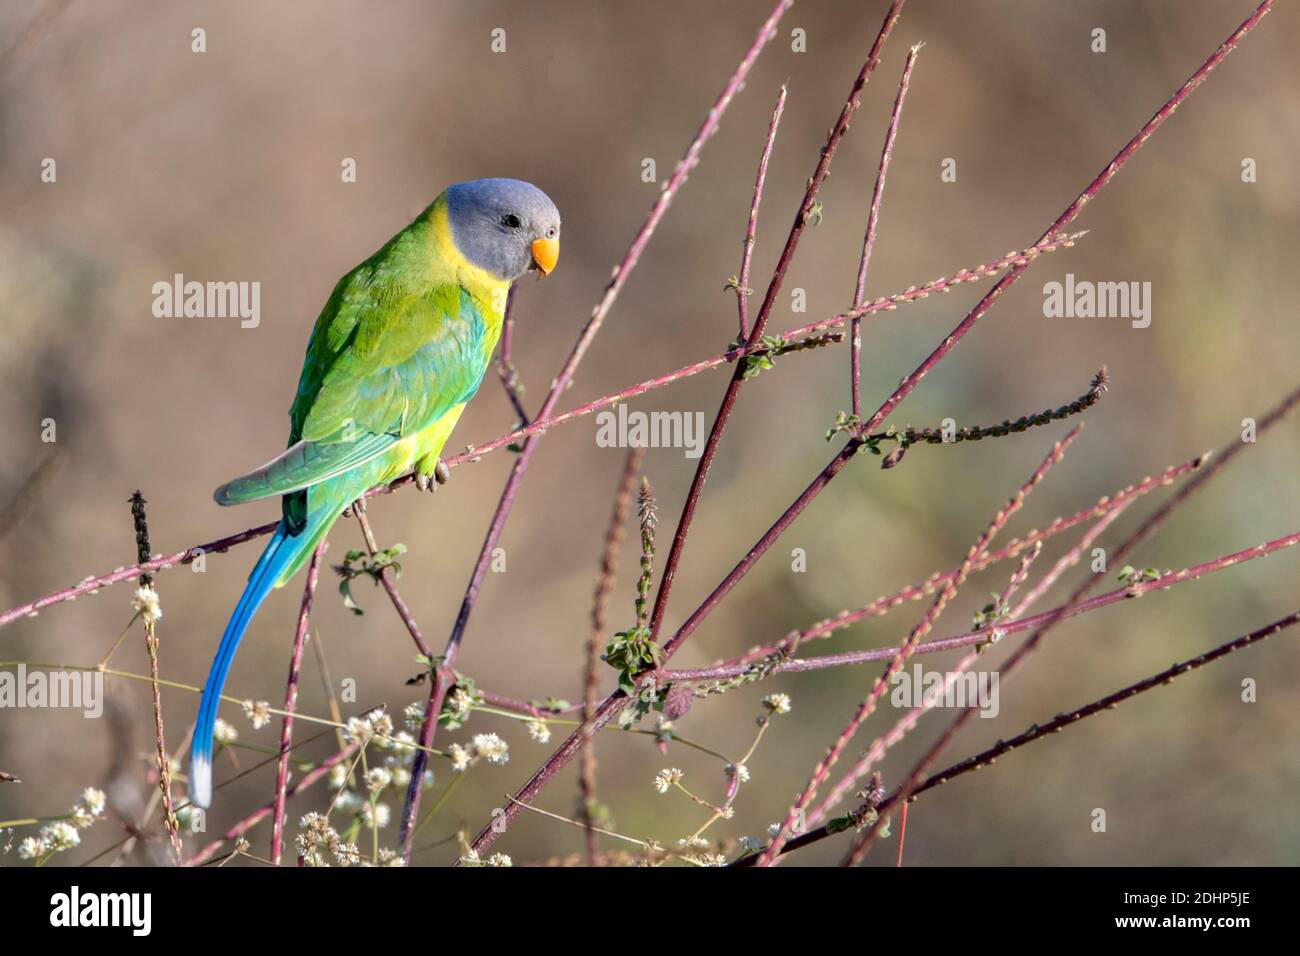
{"left": 190, "top": 178, "right": 561, "bottom": 808}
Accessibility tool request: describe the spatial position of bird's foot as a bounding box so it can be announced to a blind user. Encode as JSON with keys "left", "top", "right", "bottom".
{"left": 350, "top": 495, "right": 367, "bottom": 515}
{"left": 414, "top": 460, "right": 450, "bottom": 493}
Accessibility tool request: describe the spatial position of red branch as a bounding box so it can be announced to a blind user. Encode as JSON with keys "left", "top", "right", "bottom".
{"left": 736, "top": 85, "right": 786, "bottom": 340}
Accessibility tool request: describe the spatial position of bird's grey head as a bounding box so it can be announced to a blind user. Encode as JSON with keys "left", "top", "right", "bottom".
{"left": 445, "top": 178, "right": 561, "bottom": 282}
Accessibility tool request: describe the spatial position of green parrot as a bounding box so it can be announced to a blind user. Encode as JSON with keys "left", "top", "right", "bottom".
{"left": 191, "top": 178, "right": 561, "bottom": 808}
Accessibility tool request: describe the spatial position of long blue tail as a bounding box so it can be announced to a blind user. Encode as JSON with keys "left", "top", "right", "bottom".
{"left": 190, "top": 522, "right": 302, "bottom": 808}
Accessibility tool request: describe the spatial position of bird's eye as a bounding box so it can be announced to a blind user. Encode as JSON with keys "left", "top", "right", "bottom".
{"left": 500, "top": 214, "right": 522, "bottom": 229}
{"left": 546, "top": 226, "right": 557, "bottom": 238}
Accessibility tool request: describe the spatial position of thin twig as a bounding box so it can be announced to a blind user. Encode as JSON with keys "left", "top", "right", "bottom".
{"left": 895, "top": 802, "right": 908, "bottom": 866}
{"left": 270, "top": 542, "right": 325, "bottom": 866}
{"left": 112, "top": 727, "right": 193, "bottom": 866}
{"left": 852, "top": 42, "right": 921, "bottom": 419}
{"left": 734, "top": 85, "right": 786, "bottom": 340}
{"left": 496, "top": 285, "right": 530, "bottom": 426}
{"left": 353, "top": 509, "right": 430, "bottom": 658}
{"left": 856, "top": 368, "right": 1108, "bottom": 467}
{"left": 129, "top": 492, "right": 181, "bottom": 865}
{"left": 581, "top": 447, "right": 642, "bottom": 864}
{"left": 309, "top": 629, "right": 347, "bottom": 753}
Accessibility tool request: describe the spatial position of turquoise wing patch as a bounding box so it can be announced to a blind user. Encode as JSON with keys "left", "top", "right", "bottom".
{"left": 213, "top": 430, "right": 399, "bottom": 505}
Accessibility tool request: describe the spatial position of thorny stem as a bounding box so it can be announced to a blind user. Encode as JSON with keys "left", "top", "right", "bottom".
{"left": 112, "top": 727, "right": 194, "bottom": 865}
{"left": 521, "top": 32, "right": 1257, "bottom": 854}
{"left": 738, "top": 395, "right": 1300, "bottom": 868}
{"left": 709, "top": 451, "right": 1206, "bottom": 670}
{"left": 819, "top": 501, "right": 1115, "bottom": 826}
{"left": 856, "top": 369, "right": 1108, "bottom": 467}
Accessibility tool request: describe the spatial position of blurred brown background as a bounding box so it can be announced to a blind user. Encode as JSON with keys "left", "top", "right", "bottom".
{"left": 1, "top": 0, "right": 1297, "bottom": 866}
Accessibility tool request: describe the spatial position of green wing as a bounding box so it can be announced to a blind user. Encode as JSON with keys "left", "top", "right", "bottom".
{"left": 212, "top": 431, "right": 398, "bottom": 506}
{"left": 214, "top": 222, "right": 496, "bottom": 527}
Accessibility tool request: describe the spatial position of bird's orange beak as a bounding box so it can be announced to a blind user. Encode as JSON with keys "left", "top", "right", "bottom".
{"left": 530, "top": 236, "right": 559, "bottom": 277}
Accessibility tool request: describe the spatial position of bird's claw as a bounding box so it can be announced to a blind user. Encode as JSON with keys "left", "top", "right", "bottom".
{"left": 415, "top": 460, "right": 450, "bottom": 493}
